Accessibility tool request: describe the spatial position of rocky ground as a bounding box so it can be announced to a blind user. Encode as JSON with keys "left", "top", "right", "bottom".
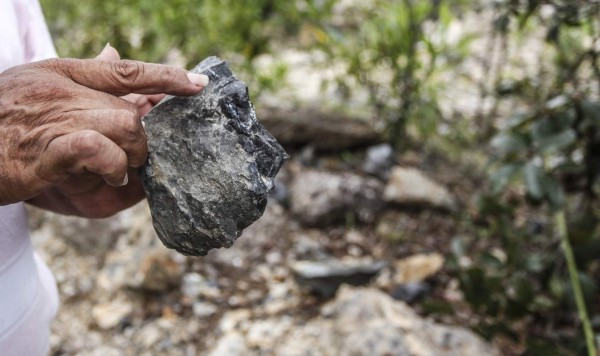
{"left": 27, "top": 130, "right": 501, "bottom": 355}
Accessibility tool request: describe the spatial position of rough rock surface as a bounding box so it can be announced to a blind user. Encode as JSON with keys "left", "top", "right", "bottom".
{"left": 275, "top": 286, "right": 500, "bottom": 355}
{"left": 383, "top": 166, "right": 456, "bottom": 211}
{"left": 289, "top": 169, "right": 384, "bottom": 226}
{"left": 141, "top": 57, "right": 288, "bottom": 256}
{"left": 362, "top": 143, "right": 394, "bottom": 178}
{"left": 208, "top": 286, "right": 501, "bottom": 356}
{"left": 260, "top": 106, "right": 381, "bottom": 151}
{"left": 25, "top": 208, "right": 132, "bottom": 256}
{"left": 291, "top": 259, "right": 386, "bottom": 297}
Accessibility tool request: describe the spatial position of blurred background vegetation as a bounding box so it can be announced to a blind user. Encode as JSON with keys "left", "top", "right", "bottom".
{"left": 41, "top": 0, "right": 600, "bottom": 354}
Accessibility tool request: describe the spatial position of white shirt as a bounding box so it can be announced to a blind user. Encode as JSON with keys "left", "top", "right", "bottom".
{"left": 0, "top": 1, "right": 60, "bottom": 355}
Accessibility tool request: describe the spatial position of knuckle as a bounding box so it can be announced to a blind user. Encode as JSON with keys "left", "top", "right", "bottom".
{"left": 111, "top": 60, "right": 143, "bottom": 84}
{"left": 38, "top": 58, "right": 62, "bottom": 72}
{"left": 160, "top": 66, "right": 180, "bottom": 85}
{"left": 128, "top": 147, "right": 148, "bottom": 168}
{"left": 98, "top": 149, "right": 126, "bottom": 175}
{"left": 108, "top": 149, "right": 128, "bottom": 170}
{"left": 127, "top": 137, "right": 148, "bottom": 168}
{"left": 118, "top": 107, "right": 143, "bottom": 141}
{"left": 70, "top": 130, "right": 104, "bottom": 158}
{"left": 114, "top": 106, "right": 147, "bottom": 167}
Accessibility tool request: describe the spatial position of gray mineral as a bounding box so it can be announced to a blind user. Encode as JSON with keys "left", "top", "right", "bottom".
{"left": 140, "top": 56, "right": 288, "bottom": 256}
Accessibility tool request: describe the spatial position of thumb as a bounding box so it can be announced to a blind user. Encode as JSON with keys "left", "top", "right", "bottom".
{"left": 95, "top": 43, "right": 121, "bottom": 61}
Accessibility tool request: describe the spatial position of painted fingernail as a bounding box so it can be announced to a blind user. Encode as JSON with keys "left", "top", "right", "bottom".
{"left": 186, "top": 73, "right": 209, "bottom": 87}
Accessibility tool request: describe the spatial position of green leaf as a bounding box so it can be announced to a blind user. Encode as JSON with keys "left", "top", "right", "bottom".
{"left": 582, "top": 101, "right": 600, "bottom": 125}
{"left": 510, "top": 272, "right": 535, "bottom": 305}
{"left": 545, "top": 95, "right": 570, "bottom": 110}
{"left": 506, "top": 298, "right": 529, "bottom": 319}
{"left": 577, "top": 272, "right": 597, "bottom": 304}
{"left": 543, "top": 175, "right": 565, "bottom": 210}
{"left": 451, "top": 238, "right": 465, "bottom": 258}
{"left": 540, "top": 129, "right": 576, "bottom": 152}
{"left": 523, "top": 161, "right": 565, "bottom": 209}
{"left": 460, "top": 267, "right": 489, "bottom": 309}
{"left": 420, "top": 300, "right": 455, "bottom": 315}
{"left": 525, "top": 253, "right": 546, "bottom": 273}
{"left": 480, "top": 252, "right": 504, "bottom": 270}
{"left": 485, "top": 296, "right": 502, "bottom": 317}
{"left": 505, "top": 112, "right": 532, "bottom": 129}
{"left": 531, "top": 295, "right": 556, "bottom": 311}
{"left": 491, "top": 164, "right": 521, "bottom": 194}
{"left": 564, "top": 272, "right": 597, "bottom": 307}
{"left": 549, "top": 273, "right": 566, "bottom": 300}
{"left": 490, "top": 132, "right": 528, "bottom": 157}
{"left": 531, "top": 117, "right": 576, "bottom": 153}
{"left": 523, "top": 162, "right": 545, "bottom": 200}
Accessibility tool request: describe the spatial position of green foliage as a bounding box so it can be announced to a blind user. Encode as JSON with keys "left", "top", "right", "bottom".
{"left": 40, "top": 0, "right": 333, "bottom": 65}
{"left": 41, "top": 0, "right": 473, "bottom": 149}
{"left": 313, "top": 0, "right": 472, "bottom": 149}
{"left": 488, "top": 1, "right": 600, "bottom": 226}
{"left": 451, "top": 2, "right": 600, "bottom": 352}
{"left": 451, "top": 195, "right": 599, "bottom": 353}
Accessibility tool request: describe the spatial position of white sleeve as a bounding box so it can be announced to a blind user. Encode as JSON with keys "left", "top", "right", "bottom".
{"left": 20, "top": 0, "right": 58, "bottom": 62}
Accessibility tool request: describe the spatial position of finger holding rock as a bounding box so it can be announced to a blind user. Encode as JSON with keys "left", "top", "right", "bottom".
{"left": 39, "top": 130, "right": 129, "bottom": 187}
{"left": 74, "top": 100, "right": 148, "bottom": 168}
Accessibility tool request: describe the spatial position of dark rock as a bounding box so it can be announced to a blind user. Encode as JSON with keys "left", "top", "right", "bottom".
{"left": 291, "top": 260, "right": 386, "bottom": 298}
{"left": 391, "top": 282, "right": 431, "bottom": 303}
{"left": 362, "top": 143, "right": 394, "bottom": 179}
{"left": 141, "top": 57, "right": 288, "bottom": 256}
{"left": 268, "top": 177, "right": 289, "bottom": 206}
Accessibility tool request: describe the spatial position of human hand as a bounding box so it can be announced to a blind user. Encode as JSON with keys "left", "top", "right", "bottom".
{"left": 95, "top": 44, "right": 167, "bottom": 117}
{"left": 0, "top": 49, "right": 208, "bottom": 217}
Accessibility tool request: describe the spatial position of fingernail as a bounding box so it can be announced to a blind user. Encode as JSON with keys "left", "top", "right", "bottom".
{"left": 101, "top": 42, "right": 115, "bottom": 54}
{"left": 187, "top": 73, "right": 209, "bottom": 87}
{"left": 121, "top": 173, "right": 129, "bottom": 186}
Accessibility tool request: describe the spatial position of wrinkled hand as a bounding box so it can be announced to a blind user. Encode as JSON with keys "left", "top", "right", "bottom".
{"left": 0, "top": 45, "right": 208, "bottom": 217}
{"left": 94, "top": 45, "right": 167, "bottom": 117}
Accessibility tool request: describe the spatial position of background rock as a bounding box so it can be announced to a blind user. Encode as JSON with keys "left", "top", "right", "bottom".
{"left": 291, "top": 259, "right": 386, "bottom": 297}
{"left": 260, "top": 106, "right": 381, "bottom": 151}
{"left": 391, "top": 282, "right": 431, "bottom": 303}
{"left": 394, "top": 253, "right": 445, "bottom": 284}
{"left": 97, "top": 225, "right": 183, "bottom": 293}
{"left": 362, "top": 143, "right": 394, "bottom": 179}
{"left": 383, "top": 166, "right": 456, "bottom": 211}
{"left": 273, "top": 286, "right": 500, "bottom": 355}
{"left": 26, "top": 207, "right": 133, "bottom": 256}
{"left": 92, "top": 299, "right": 133, "bottom": 330}
{"left": 205, "top": 286, "right": 500, "bottom": 355}
{"left": 289, "top": 169, "right": 384, "bottom": 226}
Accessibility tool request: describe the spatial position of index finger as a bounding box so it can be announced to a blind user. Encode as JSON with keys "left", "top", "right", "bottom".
{"left": 41, "top": 58, "right": 209, "bottom": 97}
